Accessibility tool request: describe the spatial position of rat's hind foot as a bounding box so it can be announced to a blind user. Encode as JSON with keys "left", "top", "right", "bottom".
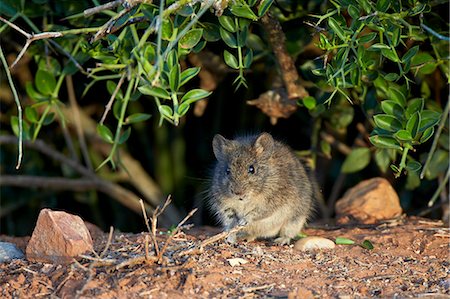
{"left": 274, "top": 237, "right": 291, "bottom": 245}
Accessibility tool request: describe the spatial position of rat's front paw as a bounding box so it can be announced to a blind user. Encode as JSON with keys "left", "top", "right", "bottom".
{"left": 226, "top": 233, "right": 237, "bottom": 244}
{"left": 274, "top": 237, "right": 291, "bottom": 245}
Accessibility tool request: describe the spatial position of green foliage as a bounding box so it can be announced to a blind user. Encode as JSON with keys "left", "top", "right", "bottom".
{"left": 309, "top": 0, "right": 448, "bottom": 179}
{"left": 1, "top": 0, "right": 448, "bottom": 198}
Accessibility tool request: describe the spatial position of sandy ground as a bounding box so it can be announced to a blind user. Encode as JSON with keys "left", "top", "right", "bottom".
{"left": 0, "top": 216, "right": 449, "bottom": 298}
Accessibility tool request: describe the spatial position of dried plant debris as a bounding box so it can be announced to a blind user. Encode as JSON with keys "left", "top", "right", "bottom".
{"left": 0, "top": 217, "right": 448, "bottom": 298}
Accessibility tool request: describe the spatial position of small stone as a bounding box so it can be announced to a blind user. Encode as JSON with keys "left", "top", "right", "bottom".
{"left": 294, "top": 236, "right": 335, "bottom": 251}
{"left": 335, "top": 177, "right": 402, "bottom": 224}
{"left": 26, "top": 209, "right": 93, "bottom": 264}
{"left": 0, "top": 242, "right": 25, "bottom": 262}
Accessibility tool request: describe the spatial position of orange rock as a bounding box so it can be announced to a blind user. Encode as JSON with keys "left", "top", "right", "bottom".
{"left": 335, "top": 177, "right": 402, "bottom": 224}
{"left": 26, "top": 209, "right": 93, "bottom": 263}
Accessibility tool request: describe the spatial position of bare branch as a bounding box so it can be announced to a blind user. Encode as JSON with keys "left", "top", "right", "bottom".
{"left": 100, "top": 73, "right": 126, "bottom": 125}
{"left": 84, "top": 0, "right": 124, "bottom": 17}
{"left": 259, "top": 12, "right": 309, "bottom": 100}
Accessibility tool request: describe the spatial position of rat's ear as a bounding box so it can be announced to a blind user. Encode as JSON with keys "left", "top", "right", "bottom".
{"left": 254, "top": 132, "right": 274, "bottom": 157}
{"left": 213, "top": 134, "right": 233, "bottom": 160}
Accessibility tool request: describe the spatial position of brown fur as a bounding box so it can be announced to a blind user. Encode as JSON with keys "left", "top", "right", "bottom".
{"left": 208, "top": 132, "right": 317, "bottom": 244}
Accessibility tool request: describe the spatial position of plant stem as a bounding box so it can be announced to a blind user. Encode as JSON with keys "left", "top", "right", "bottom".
{"left": 0, "top": 46, "right": 23, "bottom": 169}
{"left": 420, "top": 99, "right": 449, "bottom": 179}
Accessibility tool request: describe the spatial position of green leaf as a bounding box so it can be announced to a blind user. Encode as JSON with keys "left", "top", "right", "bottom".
{"left": 177, "top": 102, "right": 189, "bottom": 116}
{"left": 220, "top": 27, "right": 238, "bottom": 48}
{"left": 374, "top": 115, "right": 403, "bottom": 132}
{"left": 303, "top": 96, "right": 316, "bottom": 110}
{"left": 230, "top": 3, "right": 258, "bottom": 20}
{"left": 321, "top": 140, "right": 331, "bottom": 158}
{"left": 180, "top": 67, "right": 200, "bottom": 87}
{"left": 243, "top": 49, "right": 253, "bottom": 69}
{"left": 406, "top": 111, "right": 420, "bottom": 139}
{"left": 341, "top": 147, "right": 371, "bottom": 173}
{"left": 97, "top": 124, "right": 114, "bottom": 144}
{"left": 381, "top": 100, "right": 404, "bottom": 119}
{"left": 381, "top": 48, "right": 399, "bottom": 62}
{"left": 406, "top": 170, "right": 421, "bottom": 190}
{"left": 368, "top": 43, "right": 390, "bottom": 51}
{"left": 218, "top": 15, "right": 236, "bottom": 32}
{"left": 167, "top": 49, "right": 178, "bottom": 71}
{"left": 258, "top": 0, "right": 273, "bottom": 16}
{"left": 386, "top": 88, "right": 406, "bottom": 107}
{"left": 25, "top": 106, "right": 39, "bottom": 123}
{"left": 374, "top": 149, "right": 391, "bottom": 173}
{"left": 179, "top": 28, "right": 203, "bottom": 49}
{"left": 335, "top": 237, "right": 355, "bottom": 245}
{"left": 237, "top": 25, "right": 248, "bottom": 47}
{"left": 35, "top": 69, "right": 56, "bottom": 96}
{"left": 394, "top": 130, "right": 412, "bottom": 142}
{"left": 328, "top": 17, "right": 347, "bottom": 41}
{"left": 402, "top": 45, "right": 419, "bottom": 63}
{"left": 369, "top": 135, "right": 402, "bottom": 150}
{"left": 376, "top": 0, "right": 390, "bottom": 12}
{"left": 202, "top": 22, "right": 221, "bottom": 42}
{"left": 162, "top": 18, "right": 173, "bottom": 40}
{"left": 138, "top": 86, "right": 171, "bottom": 100}
{"left": 384, "top": 73, "right": 399, "bottom": 81}
{"left": 118, "top": 127, "right": 131, "bottom": 144}
{"left": 406, "top": 160, "right": 422, "bottom": 172}
{"left": 406, "top": 98, "right": 424, "bottom": 117}
{"left": 10, "top": 116, "right": 20, "bottom": 137}
{"left": 419, "top": 110, "right": 441, "bottom": 132}
{"left": 169, "top": 63, "right": 180, "bottom": 91}
{"left": 25, "top": 82, "right": 47, "bottom": 101}
{"left": 224, "top": 50, "right": 239, "bottom": 69}
{"left": 180, "top": 89, "right": 212, "bottom": 104}
{"left": 159, "top": 105, "right": 173, "bottom": 119}
{"left": 43, "top": 112, "right": 55, "bottom": 125}
{"left": 125, "top": 113, "right": 151, "bottom": 124}
{"left": 360, "top": 240, "right": 374, "bottom": 250}
{"left": 347, "top": 5, "right": 360, "bottom": 19}
{"left": 358, "top": 32, "right": 377, "bottom": 44}
{"left": 420, "top": 126, "right": 434, "bottom": 143}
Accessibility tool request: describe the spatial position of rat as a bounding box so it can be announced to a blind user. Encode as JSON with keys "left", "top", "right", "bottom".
{"left": 208, "top": 132, "right": 318, "bottom": 245}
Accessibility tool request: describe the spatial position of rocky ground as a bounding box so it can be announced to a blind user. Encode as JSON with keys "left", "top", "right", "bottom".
{"left": 0, "top": 216, "right": 449, "bottom": 298}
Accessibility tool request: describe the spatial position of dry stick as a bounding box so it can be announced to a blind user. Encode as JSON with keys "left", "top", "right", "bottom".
{"left": 0, "top": 16, "right": 63, "bottom": 69}
{"left": 66, "top": 75, "right": 94, "bottom": 171}
{"left": 0, "top": 135, "right": 155, "bottom": 215}
{"left": 84, "top": 0, "right": 124, "bottom": 17}
{"left": 178, "top": 226, "right": 244, "bottom": 257}
{"left": 157, "top": 208, "right": 198, "bottom": 263}
{"left": 139, "top": 199, "right": 159, "bottom": 257}
{"left": 100, "top": 72, "right": 126, "bottom": 125}
{"left": 0, "top": 175, "right": 100, "bottom": 191}
{"left": 259, "top": 12, "right": 309, "bottom": 100}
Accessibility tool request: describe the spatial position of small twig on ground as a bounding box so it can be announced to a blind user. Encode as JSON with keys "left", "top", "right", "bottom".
{"left": 177, "top": 226, "right": 244, "bottom": 257}
{"left": 157, "top": 208, "right": 197, "bottom": 263}
{"left": 243, "top": 283, "right": 276, "bottom": 293}
{"left": 115, "top": 255, "right": 159, "bottom": 270}
{"left": 100, "top": 226, "right": 115, "bottom": 257}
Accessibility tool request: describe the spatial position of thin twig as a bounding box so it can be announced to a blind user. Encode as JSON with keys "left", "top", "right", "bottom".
{"left": 84, "top": 0, "right": 123, "bottom": 17}
{"left": 157, "top": 208, "right": 198, "bottom": 263}
{"left": 100, "top": 226, "right": 115, "bottom": 257}
{"left": 177, "top": 226, "right": 244, "bottom": 257}
{"left": 0, "top": 46, "right": 22, "bottom": 169}
{"left": 100, "top": 72, "right": 126, "bottom": 125}
{"left": 139, "top": 199, "right": 159, "bottom": 256}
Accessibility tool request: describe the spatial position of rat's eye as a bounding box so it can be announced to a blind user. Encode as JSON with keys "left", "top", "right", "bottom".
{"left": 248, "top": 165, "right": 255, "bottom": 174}
{"left": 225, "top": 167, "right": 231, "bottom": 175}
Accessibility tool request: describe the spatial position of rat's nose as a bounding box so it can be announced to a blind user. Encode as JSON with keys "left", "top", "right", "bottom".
{"left": 231, "top": 187, "right": 244, "bottom": 196}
